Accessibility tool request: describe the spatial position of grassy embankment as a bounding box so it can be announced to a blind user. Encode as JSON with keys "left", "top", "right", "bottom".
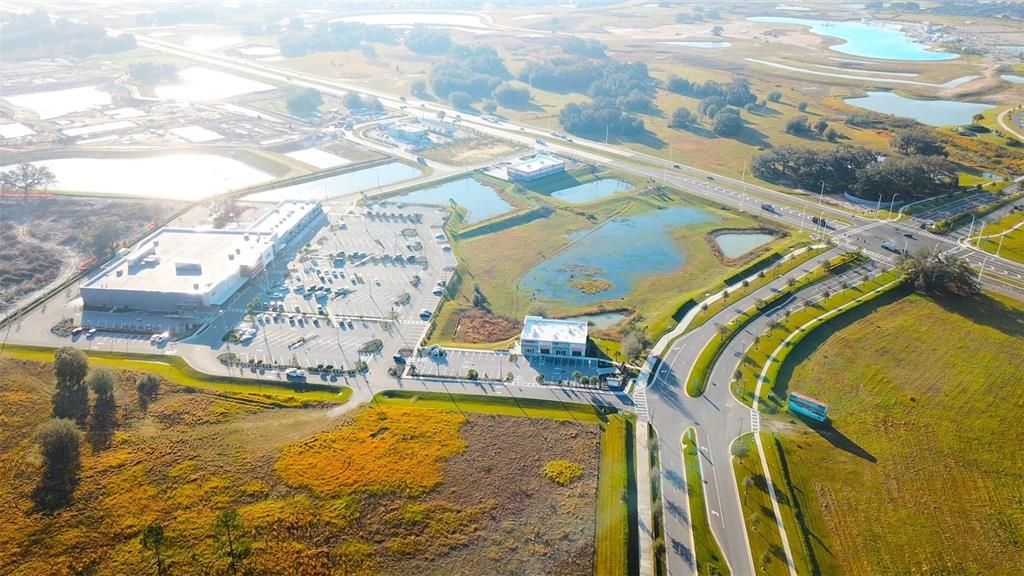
{"left": 1, "top": 345, "right": 350, "bottom": 407}
{"left": 686, "top": 252, "right": 860, "bottom": 396}
{"left": 377, "top": 390, "right": 636, "bottom": 576}
{"left": 731, "top": 267, "right": 906, "bottom": 411}
{"left": 976, "top": 209, "right": 1024, "bottom": 264}
{"left": 761, "top": 292, "right": 1024, "bottom": 574}
{"left": 682, "top": 428, "right": 730, "bottom": 576}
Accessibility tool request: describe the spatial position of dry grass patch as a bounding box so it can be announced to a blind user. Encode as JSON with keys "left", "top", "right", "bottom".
{"left": 544, "top": 459, "right": 585, "bottom": 486}
{"left": 276, "top": 406, "right": 467, "bottom": 497}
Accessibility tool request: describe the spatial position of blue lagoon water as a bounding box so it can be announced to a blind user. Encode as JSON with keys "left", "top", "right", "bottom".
{"left": 844, "top": 91, "right": 994, "bottom": 126}
{"left": 748, "top": 16, "right": 958, "bottom": 61}
{"left": 391, "top": 177, "right": 513, "bottom": 224}
{"left": 551, "top": 178, "right": 632, "bottom": 204}
{"left": 522, "top": 206, "right": 714, "bottom": 305}
{"left": 246, "top": 162, "right": 421, "bottom": 202}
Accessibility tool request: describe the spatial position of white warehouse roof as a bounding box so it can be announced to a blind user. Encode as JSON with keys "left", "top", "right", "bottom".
{"left": 82, "top": 228, "right": 271, "bottom": 298}
{"left": 508, "top": 154, "right": 564, "bottom": 175}
{"left": 521, "top": 315, "right": 588, "bottom": 345}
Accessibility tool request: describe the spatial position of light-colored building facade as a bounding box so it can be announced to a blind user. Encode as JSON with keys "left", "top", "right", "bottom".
{"left": 387, "top": 122, "right": 429, "bottom": 144}
{"left": 520, "top": 315, "right": 588, "bottom": 357}
{"left": 81, "top": 200, "right": 322, "bottom": 313}
{"left": 507, "top": 154, "right": 565, "bottom": 182}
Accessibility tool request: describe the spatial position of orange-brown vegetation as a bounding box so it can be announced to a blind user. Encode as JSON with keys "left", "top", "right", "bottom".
{"left": 0, "top": 357, "right": 601, "bottom": 576}
{"left": 452, "top": 307, "right": 522, "bottom": 343}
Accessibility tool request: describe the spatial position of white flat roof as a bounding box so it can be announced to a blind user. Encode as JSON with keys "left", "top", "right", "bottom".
{"left": 521, "top": 315, "right": 588, "bottom": 345}
{"left": 509, "top": 154, "right": 564, "bottom": 175}
{"left": 247, "top": 199, "right": 320, "bottom": 238}
{"left": 391, "top": 122, "right": 428, "bottom": 133}
{"left": 82, "top": 228, "right": 271, "bottom": 296}
{"left": 84, "top": 200, "right": 319, "bottom": 301}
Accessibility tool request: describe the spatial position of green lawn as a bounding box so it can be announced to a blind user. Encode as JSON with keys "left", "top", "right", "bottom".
{"left": 373, "top": 390, "right": 614, "bottom": 423}
{"left": 2, "top": 345, "right": 350, "bottom": 407}
{"left": 769, "top": 292, "right": 1024, "bottom": 574}
{"left": 737, "top": 432, "right": 815, "bottom": 569}
{"left": 596, "top": 414, "right": 637, "bottom": 576}
{"left": 683, "top": 428, "right": 730, "bottom": 576}
{"left": 977, "top": 210, "right": 1024, "bottom": 265}
{"left": 731, "top": 268, "right": 906, "bottom": 411}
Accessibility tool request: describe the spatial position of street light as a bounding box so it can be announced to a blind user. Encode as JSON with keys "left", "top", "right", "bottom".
{"left": 889, "top": 193, "right": 901, "bottom": 218}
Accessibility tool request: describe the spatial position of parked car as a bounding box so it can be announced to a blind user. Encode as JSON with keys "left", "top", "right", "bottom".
{"left": 86, "top": 328, "right": 97, "bottom": 338}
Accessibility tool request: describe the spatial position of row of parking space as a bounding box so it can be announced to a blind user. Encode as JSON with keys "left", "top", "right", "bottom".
{"left": 914, "top": 193, "right": 991, "bottom": 222}
{"left": 411, "top": 349, "right": 620, "bottom": 386}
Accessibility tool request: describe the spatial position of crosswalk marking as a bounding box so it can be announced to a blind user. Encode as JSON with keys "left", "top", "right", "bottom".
{"left": 750, "top": 409, "right": 761, "bottom": 433}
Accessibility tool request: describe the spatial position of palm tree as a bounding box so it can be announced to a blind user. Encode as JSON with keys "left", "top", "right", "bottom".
{"left": 744, "top": 476, "right": 756, "bottom": 505}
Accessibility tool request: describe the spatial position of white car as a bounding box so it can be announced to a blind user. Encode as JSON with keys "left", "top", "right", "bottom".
{"left": 86, "top": 328, "right": 97, "bottom": 338}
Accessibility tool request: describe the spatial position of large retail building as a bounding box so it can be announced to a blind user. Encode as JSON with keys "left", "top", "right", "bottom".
{"left": 80, "top": 200, "right": 322, "bottom": 313}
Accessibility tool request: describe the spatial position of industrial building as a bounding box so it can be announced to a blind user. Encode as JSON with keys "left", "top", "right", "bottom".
{"left": 80, "top": 200, "right": 322, "bottom": 313}
{"left": 520, "top": 315, "right": 588, "bottom": 357}
{"left": 387, "top": 122, "right": 430, "bottom": 144}
{"left": 507, "top": 154, "right": 565, "bottom": 182}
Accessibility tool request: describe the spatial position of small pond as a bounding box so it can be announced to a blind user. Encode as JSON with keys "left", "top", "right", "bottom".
{"left": 155, "top": 67, "right": 275, "bottom": 102}
{"left": 1003, "top": 75, "right": 1024, "bottom": 85}
{"left": 245, "top": 162, "right": 422, "bottom": 202}
{"left": 2, "top": 85, "right": 110, "bottom": 120}
{"left": 714, "top": 232, "right": 776, "bottom": 259}
{"left": 565, "top": 311, "right": 629, "bottom": 329}
{"left": 522, "top": 206, "right": 715, "bottom": 306}
{"left": 748, "top": 16, "right": 957, "bottom": 61}
{"left": 391, "top": 177, "right": 513, "bottom": 224}
{"left": 844, "top": 91, "right": 995, "bottom": 126}
{"left": 550, "top": 178, "right": 632, "bottom": 204}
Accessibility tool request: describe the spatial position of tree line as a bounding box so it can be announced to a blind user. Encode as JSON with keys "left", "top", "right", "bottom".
{"left": 751, "top": 140, "right": 958, "bottom": 202}
{"left": 279, "top": 21, "right": 396, "bottom": 58}
{"left": 1, "top": 10, "right": 136, "bottom": 60}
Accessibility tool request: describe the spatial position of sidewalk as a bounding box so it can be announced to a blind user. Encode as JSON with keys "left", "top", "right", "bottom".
{"left": 635, "top": 419, "right": 655, "bottom": 576}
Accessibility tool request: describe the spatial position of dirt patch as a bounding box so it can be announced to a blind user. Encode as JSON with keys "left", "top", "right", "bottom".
{"left": 453, "top": 308, "right": 522, "bottom": 343}
{"left": 421, "top": 135, "right": 526, "bottom": 166}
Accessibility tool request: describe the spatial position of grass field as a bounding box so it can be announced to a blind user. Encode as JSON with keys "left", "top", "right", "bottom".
{"left": 977, "top": 210, "right": 1024, "bottom": 264}
{"left": 0, "top": 357, "right": 607, "bottom": 575}
{"left": 768, "top": 292, "right": 1024, "bottom": 574}
{"left": 683, "top": 428, "right": 730, "bottom": 576}
{"left": 731, "top": 268, "right": 906, "bottom": 411}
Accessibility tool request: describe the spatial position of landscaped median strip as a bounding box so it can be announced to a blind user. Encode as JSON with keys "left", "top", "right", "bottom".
{"left": 739, "top": 267, "right": 907, "bottom": 411}
{"left": 682, "top": 428, "right": 731, "bottom": 576}
{"left": 685, "top": 252, "right": 861, "bottom": 397}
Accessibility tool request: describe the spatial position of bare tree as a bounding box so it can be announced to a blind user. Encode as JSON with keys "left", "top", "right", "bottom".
{"left": 0, "top": 162, "right": 57, "bottom": 198}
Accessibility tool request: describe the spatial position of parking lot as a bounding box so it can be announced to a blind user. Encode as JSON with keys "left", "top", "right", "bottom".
{"left": 411, "top": 349, "right": 621, "bottom": 388}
